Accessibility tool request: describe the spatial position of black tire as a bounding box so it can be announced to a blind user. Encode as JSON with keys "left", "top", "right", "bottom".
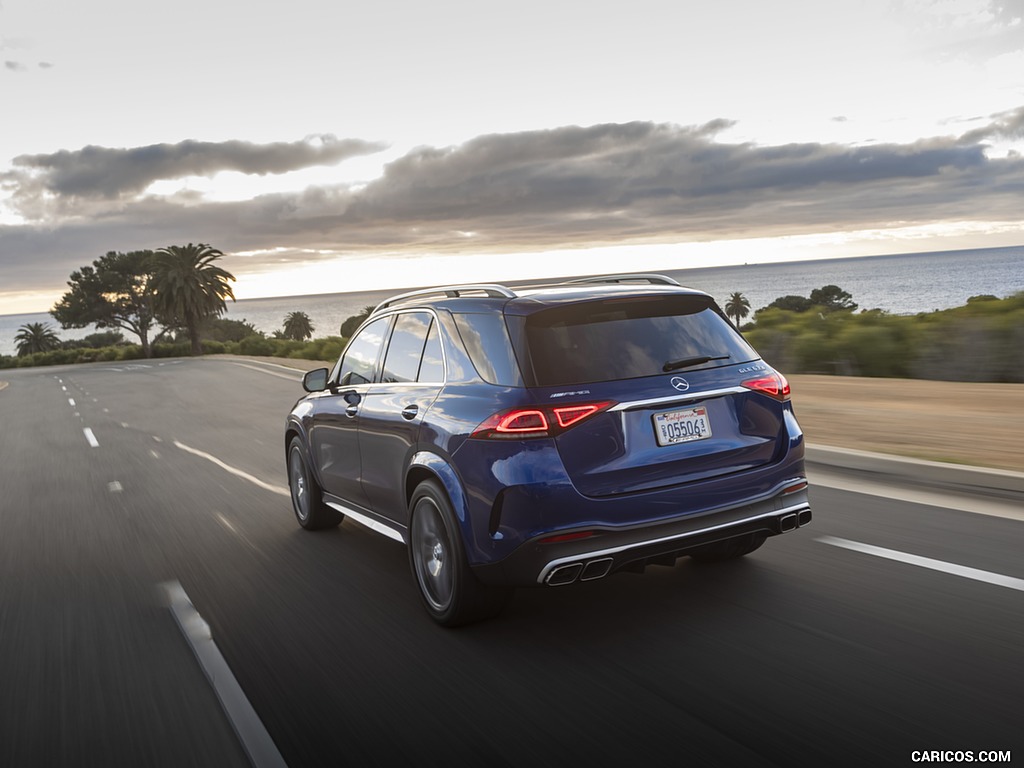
{"left": 287, "top": 437, "right": 342, "bottom": 530}
{"left": 688, "top": 532, "right": 767, "bottom": 563}
{"left": 408, "top": 480, "right": 512, "bottom": 627}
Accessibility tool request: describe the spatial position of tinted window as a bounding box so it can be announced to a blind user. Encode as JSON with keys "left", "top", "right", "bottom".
{"left": 453, "top": 313, "right": 523, "bottom": 386}
{"left": 521, "top": 295, "right": 757, "bottom": 386}
{"left": 338, "top": 317, "right": 390, "bottom": 385}
{"left": 382, "top": 312, "right": 432, "bottom": 383}
{"left": 418, "top": 321, "right": 445, "bottom": 382}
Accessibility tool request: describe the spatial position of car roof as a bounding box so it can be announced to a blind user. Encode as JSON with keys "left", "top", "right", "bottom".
{"left": 371, "top": 274, "right": 714, "bottom": 316}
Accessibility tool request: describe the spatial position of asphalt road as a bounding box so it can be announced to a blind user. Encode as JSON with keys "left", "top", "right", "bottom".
{"left": 1, "top": 358, "right": 1021, "bottom": 767}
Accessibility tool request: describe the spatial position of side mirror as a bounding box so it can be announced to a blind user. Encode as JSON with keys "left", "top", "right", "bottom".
{"left": 302, "top": 367, "right": 330, "bottom": 393}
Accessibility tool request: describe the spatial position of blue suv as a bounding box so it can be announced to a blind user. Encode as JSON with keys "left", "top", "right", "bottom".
{"left": 285, "top": 275, "right": 811, "bottom": 625}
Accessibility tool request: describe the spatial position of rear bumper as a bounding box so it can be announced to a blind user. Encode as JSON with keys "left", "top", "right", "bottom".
{"left": 471, "top": 483, "right": 811, "bottom": 586}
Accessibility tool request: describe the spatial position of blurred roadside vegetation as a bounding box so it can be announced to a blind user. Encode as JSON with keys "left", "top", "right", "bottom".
{"left": 4, "top": 290, "right": 1023, "bottom": 383}
{"left": 1, "top": 315, "right": 351, "bottom": 370}
{"left": 744, "top": 291, "right": 1024, "bottom": 382}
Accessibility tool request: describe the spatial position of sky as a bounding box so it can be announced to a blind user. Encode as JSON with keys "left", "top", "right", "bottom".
{"left": 1, "top": 0, "right": 1023, "bottom": 314}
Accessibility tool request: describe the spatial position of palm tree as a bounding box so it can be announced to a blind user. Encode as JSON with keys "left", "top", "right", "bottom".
{"left": 282, "top": 311, "right": 315, "bottom": 341}
{"left": 340, "top": 304, "right": 377, "bottom": 338}
{"left": 725, "top": 292, "right": 751, "bottom": 328}
{"left": 14, "top": 322, "right": 61, "bottom": 356}
{"left": 150, "top": 243, "right": 236, "bottom": 356}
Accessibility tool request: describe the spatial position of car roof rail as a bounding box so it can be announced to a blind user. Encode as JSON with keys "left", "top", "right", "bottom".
{"left": 374, "top": 284, "right": 518, "bottom": 312}
{"left": 563, "top": 273, "right": 681, "bottom": 286}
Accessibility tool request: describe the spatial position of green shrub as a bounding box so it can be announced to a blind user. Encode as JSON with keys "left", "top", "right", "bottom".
{"left": 238, "top": 335, "right": 275, "bottom": 357}
{"left": 290, "top": 336, "right": 346, "bottom": 363}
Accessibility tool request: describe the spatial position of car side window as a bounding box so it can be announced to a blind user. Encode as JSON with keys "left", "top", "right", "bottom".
{"left": 337, "top": 317, "right": 390, "bottom": 386}
{"left": 417, "top": 320, "right": 444, "bottom": 383}
{"left": 381, "top": 312, "right": 433, "bottom": 383}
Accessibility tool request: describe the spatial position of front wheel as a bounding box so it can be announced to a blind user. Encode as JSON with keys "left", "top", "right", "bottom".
{"left": 287, "top": 437, "right": 342, "bottom": 530}
{"left": 409, "top": 480, "right": 511, "bottom": 627}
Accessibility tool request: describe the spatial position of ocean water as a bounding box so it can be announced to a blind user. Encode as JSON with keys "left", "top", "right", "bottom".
{"left": 2, "top": 245, "right": 1022, "bottom": 357}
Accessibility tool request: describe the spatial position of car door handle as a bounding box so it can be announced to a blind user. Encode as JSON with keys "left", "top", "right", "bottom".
{"left": 401, "top": 405, "right": 419, "bottom": 420}
{"left": 345, "top": 404, "right": 359, "bottom": 418}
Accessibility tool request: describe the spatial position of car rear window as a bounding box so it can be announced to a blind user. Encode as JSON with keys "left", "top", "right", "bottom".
{"left": 516, "top": 295, "right": 758, "bottom": 386}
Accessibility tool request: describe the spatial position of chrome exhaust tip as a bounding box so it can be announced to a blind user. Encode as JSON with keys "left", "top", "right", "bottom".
{"left": 778, "top": 513, "right": 799, "bottom": 533}
{"left": 546, "top": 563, "right": 583, "bottom": 586}
{"left": 580, "top": 558, "right": 614, "bottom": 581}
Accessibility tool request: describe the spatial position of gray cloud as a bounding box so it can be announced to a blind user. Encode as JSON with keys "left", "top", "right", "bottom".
{"left": 4, "top": 60, "right": 25, "bottom": 71}
{"left": 990, "top": 0, "right": 1024, "bottom": 24}
{"left": 5, "top": 135, "right": 388, "bottom": 201}
{"left": 959, "top": 105, "right": 1024, "bottom": 143}
{"left": 2, "top": 113, "right": 1023, "bottom": 299}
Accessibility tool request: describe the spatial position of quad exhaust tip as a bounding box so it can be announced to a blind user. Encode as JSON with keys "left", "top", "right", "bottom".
{"left": 545, "top": 509, "right": 813, "bottom": 585}
{"left": 546, "top": 557, "right": 614, "bottom": 586}
{"left": 778, "top": 509, "right": 813, "bottom": 533}
{"left": 547, "top": 563, "right": 583, "bottom": 586}
{"left": 580, "top": 558, "right": 613, "bottom": 581}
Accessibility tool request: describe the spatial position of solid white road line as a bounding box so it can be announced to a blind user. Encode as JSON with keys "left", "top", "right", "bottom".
{"left": 160, "top": 581, "right": 288, "bottom": 768}
{"left": 818, "top": 536, "right": 1024, "bottom": 593}
{"left": 174, "top": 441, "right": 289, "bottom": 497}
{"left": 83, "top": 428, "right": 99, "bottom": 448}
{"left": 809, "top": 468, "right": 1024, "bottom": 522}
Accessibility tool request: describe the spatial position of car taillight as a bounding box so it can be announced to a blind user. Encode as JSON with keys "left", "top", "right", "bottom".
{"left": 471, "top": 401, "right": 615, "bottom": 439}
{"left": 742, "top": 372, "right": 791, "bottom": 401}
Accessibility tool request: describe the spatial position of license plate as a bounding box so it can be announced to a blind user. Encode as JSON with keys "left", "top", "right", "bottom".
{"left": 653, "top": 406, "right": 712, "bottom": 446}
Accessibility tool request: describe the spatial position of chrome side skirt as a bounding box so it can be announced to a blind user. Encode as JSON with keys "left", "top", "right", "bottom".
{"left": 325, "top": 501, "right": 406, "bottom": 543}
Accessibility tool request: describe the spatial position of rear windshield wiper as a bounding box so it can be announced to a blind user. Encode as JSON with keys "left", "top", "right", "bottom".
{"left": 662, "top": 355, "right": 731, "bottom": 372}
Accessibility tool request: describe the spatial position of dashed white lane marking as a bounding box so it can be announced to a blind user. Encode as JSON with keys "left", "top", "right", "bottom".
{"left": 226, "top": 362, "right": 302, "bottom": 383}
{"left": 818, "top": 536, "right": 1024, "bottom": 593}
{"left": 160, "top": 581, "right": 288, "bottom": 768}
{"left": 68, "top": 398, "right": 76, "bottom": 406}
{"left": 173, "top": 441, "right": 289, "bottom": 497}
{"left": 216, "top": 513, "right": 262, "bottom": 553}
{"left": 108, "top": 481, "right": 123, "bottom": 493}
{"left": 150, "top": 449, "right": 161, "bottom": 459}
{"left": 83, "top": 428, "right": 99, "bottom": 448}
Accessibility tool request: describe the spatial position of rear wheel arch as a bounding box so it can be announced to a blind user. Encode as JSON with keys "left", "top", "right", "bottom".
{"left": 405, "top": 453, "right": 469, "bottom": 522}
{"left": 406, "top": 452, "right": 485, "bottom": 563}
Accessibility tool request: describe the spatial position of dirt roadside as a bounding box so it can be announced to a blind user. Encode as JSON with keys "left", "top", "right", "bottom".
{"left": 789, "top": 374, "right": 1023, "bottom": 472}
{"left": 215, "top": 357, "right": 1023, "bottom": 472}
